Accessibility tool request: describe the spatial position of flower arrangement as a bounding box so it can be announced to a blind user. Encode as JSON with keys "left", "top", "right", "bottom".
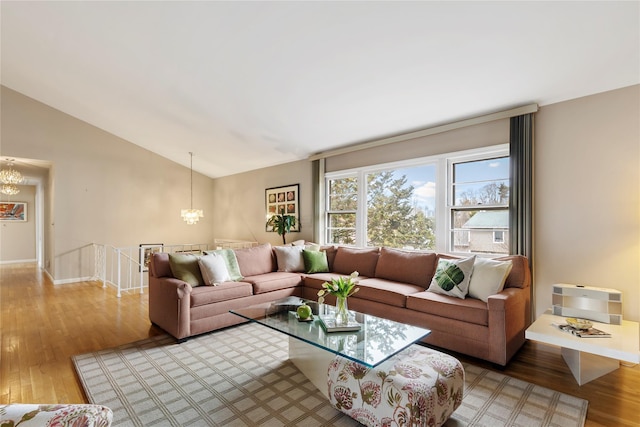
{"left": 317, "top": 271, "right": 360, "bottom": 304}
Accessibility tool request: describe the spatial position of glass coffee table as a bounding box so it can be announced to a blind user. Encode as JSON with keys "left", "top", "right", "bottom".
{"left": 231, "top": 297, "right": 431, "bottom": 397}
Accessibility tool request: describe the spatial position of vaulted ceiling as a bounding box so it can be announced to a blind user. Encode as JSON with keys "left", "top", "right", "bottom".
{"left": 2, "top": 1, "right": 638, "bottom": 178}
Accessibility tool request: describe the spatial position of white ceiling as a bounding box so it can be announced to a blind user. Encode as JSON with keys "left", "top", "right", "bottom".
{"left": 1, "top": 1, "right": 638, "bottom": 178}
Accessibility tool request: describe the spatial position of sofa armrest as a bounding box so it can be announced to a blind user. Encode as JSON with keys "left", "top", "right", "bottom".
{"left": 487, "top": 287, "right": 530, "bottom": 365}
{"left": 149, "top": 277, "right": 193, "bottom": 340}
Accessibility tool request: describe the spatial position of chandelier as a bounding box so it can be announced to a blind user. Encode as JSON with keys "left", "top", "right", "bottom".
{"left": 0, "top": 159, "right": 24, "bottom": 195}
{"left": 0, "top": 159, "right": 24, "bottom": 184}
{"left": 0, "top": 184, "right": 19, "bottom": 195}
{"left": 181, "top": 152, "right": 204, "bottom": 225}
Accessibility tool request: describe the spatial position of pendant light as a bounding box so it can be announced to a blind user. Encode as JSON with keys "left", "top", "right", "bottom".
{"left": 180, "top": 152, "right": 203, "bottom": 225}
{"left": 0, "top": 159, "right": 24, "bottom": 195}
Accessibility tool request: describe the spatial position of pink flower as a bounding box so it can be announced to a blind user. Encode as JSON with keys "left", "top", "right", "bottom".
{"left": 333, "top": 385, "right": 354, "bottom": 410}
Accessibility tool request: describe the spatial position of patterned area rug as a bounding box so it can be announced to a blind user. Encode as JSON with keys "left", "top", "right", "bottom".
{"left": 72, "top": 323, "right": 588, "bottom": 427}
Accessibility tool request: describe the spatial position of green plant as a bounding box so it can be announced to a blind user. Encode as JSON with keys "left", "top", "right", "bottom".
{"left": 266, "top": 209, "right": 297, "bottom": 244}
{"left": 317, "top": 271, "right": 360, "bottom": 304}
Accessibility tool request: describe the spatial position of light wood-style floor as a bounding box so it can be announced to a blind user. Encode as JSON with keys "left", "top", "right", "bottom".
{"left": 1, "top": 263, "right": 638, "bottom": 426}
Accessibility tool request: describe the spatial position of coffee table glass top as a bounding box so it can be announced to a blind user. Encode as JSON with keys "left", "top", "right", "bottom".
{"left": 230, "top": 297, "right": 431, "bottom": 367}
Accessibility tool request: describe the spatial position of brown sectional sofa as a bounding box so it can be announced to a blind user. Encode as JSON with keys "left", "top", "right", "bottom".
{"left": 149, "top": 243, "right": 531, "bottom": 366}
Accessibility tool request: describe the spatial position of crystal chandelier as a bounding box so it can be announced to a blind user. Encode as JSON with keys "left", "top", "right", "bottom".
{"left": 181, "top": 152, "right": 204, "bottom": 225}
{"left": 0, "top": 184, "right": 19, "bottom": 195}
{"left": 0, "top": 159, "right": 24, "bottom": 185}
{"left": 0, "top": 159, "right": 24, "bottom": 195}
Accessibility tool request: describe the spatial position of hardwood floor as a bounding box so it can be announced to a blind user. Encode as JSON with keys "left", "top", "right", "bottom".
{"left": 1, "top": 263, "right": 638, "bottom": 426}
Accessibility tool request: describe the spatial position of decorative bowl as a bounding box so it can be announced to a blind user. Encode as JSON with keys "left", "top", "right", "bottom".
{"left": 566, "top": 317, "right": 593, "bottom": 330}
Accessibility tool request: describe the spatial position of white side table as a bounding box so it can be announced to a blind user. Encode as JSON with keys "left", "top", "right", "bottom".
{"left": 525, "top": 310, "right": 640, "bottom": 385}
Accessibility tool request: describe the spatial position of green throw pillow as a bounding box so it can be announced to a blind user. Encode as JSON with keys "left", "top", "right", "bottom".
{"left": 168, "top": 253, "right": 205, "bottom": 287}
{"left": 302, "top": 249, "right": 329, "bottom": 273}
{"left": 204, "top": 249, "right": 244, "bottom": 281}
{"left": 426, "top": 256, "right": 476, "bottom": 299}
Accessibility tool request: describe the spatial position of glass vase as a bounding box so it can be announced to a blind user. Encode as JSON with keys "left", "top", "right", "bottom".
{"left": 335, "top": 296, "right": 349, "bottom": 326}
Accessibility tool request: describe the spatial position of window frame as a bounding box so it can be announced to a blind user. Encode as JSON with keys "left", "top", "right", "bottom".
{"left": 445, "top": 145, "right": 510, "bottom": 255}
{"left": 323, "top": 144, "right": 509, "bottom": 255}
{"left": 325, "top": 172, "right": 359, "bottom": 246}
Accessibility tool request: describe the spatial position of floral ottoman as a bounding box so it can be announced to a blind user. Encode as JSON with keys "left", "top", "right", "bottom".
{"left": 328, "top": 345, "right": 464, "bottom": 427}
{"left": 0, "top": 404, "right": 113, "bottom": 427}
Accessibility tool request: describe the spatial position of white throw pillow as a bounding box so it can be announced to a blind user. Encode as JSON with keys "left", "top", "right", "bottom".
{"left": 468, "top": 258, "right": 513, "bottom": 302}
{"left": 198, "top": 253, "right": 231, "bottom": 286}
{"left": 427, "top": 256, "right": 476, "bottom": 299}
{"left": 273, "top": 245, "right": 305, "bottom": 272}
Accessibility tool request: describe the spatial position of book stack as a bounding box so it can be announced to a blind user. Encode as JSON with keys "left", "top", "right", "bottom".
{"left": 318, "top": 314, "right": 361, "bottom": 332}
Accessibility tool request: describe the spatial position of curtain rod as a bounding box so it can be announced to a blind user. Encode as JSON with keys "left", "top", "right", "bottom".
{"left": 308, "top": 103, "right": 538, "bottom": 161}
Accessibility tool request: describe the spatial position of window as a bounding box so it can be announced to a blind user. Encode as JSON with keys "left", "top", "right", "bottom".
{"left": 449, "top": 154, "right": 510, "bottom": 254}
{"left": 326, "top": 176, "right": 358, "bottom": 245}
{"left": 366, "top": 165, "right": 436, "bottom": 250}
{"left": 324, "top": 145, "right": 509, "bottom": 255}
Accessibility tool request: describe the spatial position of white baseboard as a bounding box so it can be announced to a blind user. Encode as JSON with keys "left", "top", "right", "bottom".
{"left": 53, "top": 276, "right": 95, "bottom": 285}
{"left": 43, "top": 269, "right": 54, "bottom": 283}
{"left": 0, "top": 259, "right": 37, "bottom": 265}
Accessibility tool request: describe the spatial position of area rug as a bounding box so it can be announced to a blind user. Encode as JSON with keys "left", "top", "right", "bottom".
{"left": 73, "top": 323, "right": 588, "bottom": 427}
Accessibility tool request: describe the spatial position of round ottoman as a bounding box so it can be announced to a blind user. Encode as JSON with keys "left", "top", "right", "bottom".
{"left": 328, "top": 345, "right": 464, "bottom": 427}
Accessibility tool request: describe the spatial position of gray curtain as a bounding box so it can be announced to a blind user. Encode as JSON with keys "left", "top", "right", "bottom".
{"left": 509, "top": 114, "right": 533, "bottom": 259}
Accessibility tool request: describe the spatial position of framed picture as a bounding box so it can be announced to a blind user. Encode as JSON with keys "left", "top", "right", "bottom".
{"left": 139, "top": 244, "right": 164, "bottom": 272}
{"left": 0, "top": 202, "right": 27, "bottom": 222}
{"left": 265, "top": 184, "right": 299, "bottom": 232}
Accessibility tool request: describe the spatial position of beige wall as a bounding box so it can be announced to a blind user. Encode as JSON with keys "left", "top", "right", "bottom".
{"left": 1, "top": 86, "right": 216, "bottom": 281}
{"left": 326, "top": 118, "right": 509, "bottom": 172}
{"left": 211, "top": 160, "right": 315, "bottom": 246}
{"left": 0, "top": 185, "right": 36, "bottom": 263}
{"left": 535, "top": 85, "right": 640, "bottom": 321}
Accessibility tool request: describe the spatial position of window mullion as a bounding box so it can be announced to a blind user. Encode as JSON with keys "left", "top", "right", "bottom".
{"left": 435, "top": 158, "right": 449, "bottom": 253}
{"left": 356, "top": 171, "right": 367, "bottom": 247}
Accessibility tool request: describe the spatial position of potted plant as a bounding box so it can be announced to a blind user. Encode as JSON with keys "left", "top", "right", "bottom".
{"left": 266, "top": 209, "right": 297, "bottom": 245}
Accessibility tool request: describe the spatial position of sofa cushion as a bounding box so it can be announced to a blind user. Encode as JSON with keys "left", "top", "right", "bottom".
{"left": 427, "top": 255, "right": 475, "bottom": 299}
{"left": 374, "top": 247, "right": 437, "bottom": 288}
{"left": 273, "top": 245, "right": 305, "bottom": 272}
{"left": 234, "top": 243, "right": 275, "bottom": 277}
{"left": 302, "top": 272, "right": 353, "bottom": 291}
{"left": 198, "top": 253, "right": 231, "bottom": 286}
{"left": 407, "top": 291, "right": 489, "bottom": 326}
{"left": 321, "top": 245, "right": 338, "bottom": 271}
{"left": 332, "top": 246, "right": 379, "bottom": 277}
{"left": 495, "top": 255, "right": 530, "bottom": 289}
{"left": 168, "top": 253, "right": 205, "bottom": 287}
{"left": 190, "top": 281, "right": 253, "bottom": 307}
{"left": 468, "top": 257, "right": 513, "bottom": 302}
{"left": 353, "top": 278, "right": 424, "bottom": 308}
{"left": 149, "top": 252, "right": 172, "bottom": 278}
{"left": 302, "top": 249, "right": 329, "bottom": 273}
{"left": 204, "top": 248, "right": 243, "bottom": 281}
{"left": 242, "top": 272, "right": 303, "bottom": 294}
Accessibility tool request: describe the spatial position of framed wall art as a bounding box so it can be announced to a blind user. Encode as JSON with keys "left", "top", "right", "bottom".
{"left": 139, "top": 243, "right": 164, "bottom": 272}
{"left": 0, "top": 202, "right": 27, "bottom": 222}
{"left": 265, "top": 184, "right": 299, "bottom": 232}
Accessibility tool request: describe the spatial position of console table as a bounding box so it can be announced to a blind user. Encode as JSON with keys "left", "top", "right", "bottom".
{"left": 525, "top": 311, "right": 640, "bottom": 385}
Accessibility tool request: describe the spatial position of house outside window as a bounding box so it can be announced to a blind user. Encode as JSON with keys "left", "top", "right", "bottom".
{"left": 457, "top": 211, "right": 509, "bottom": 253}
{"left": 449, "top": 152, "right": 509, "bottom": 255}
{"left": 324, "top": 145, "right": 509, "bottom": 255}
